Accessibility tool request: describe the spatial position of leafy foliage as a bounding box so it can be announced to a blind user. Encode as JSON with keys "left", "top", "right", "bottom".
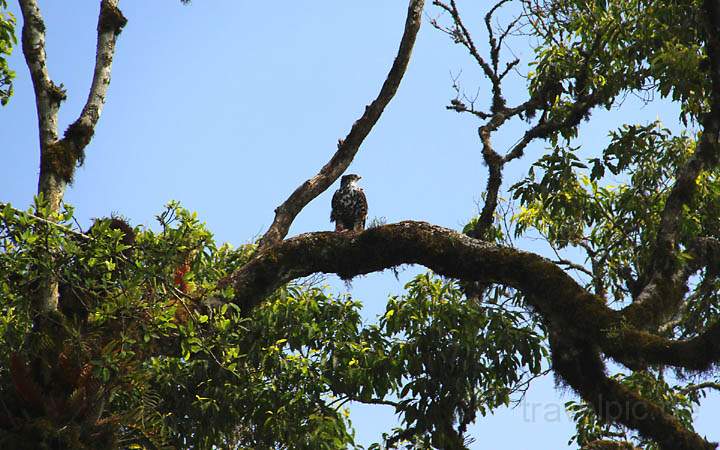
{"left": 0, "top": 0, "right": 15, "bottom": 106}
{"left": 375, "top": 274, "right": 546, "bottom": 448}
{"left": 0, "top": 201, "right": 549, "bottom": 449}
{"left": 566, "top": 371, "right": 710, "bottom": 450}
{"left": 509, "top": 1, "right": 720, "bottom": 446}
{"left": 511, "top": 121, "right": 720, "bottom": 306}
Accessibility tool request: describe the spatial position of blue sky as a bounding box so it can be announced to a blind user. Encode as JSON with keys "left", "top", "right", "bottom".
{"left": 1, "top": 1, "right": 717, "bottom": 448}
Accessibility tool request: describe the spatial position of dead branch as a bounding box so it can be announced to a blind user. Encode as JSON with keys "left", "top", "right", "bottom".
{"left": 432, "top": 2, "right": 610, "bottom": 240}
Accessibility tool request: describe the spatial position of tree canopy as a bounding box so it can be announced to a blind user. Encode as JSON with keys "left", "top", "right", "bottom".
{"left": 1, "top": 0, "right": 720, "bottom": 449}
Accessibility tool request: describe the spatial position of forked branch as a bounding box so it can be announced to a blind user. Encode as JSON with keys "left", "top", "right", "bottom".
{"left": 20, "top": 0, "right": 127, "bottom": 213}
{"left": 433, "top": 1, "right": 610, "bottom": 239}
{"left": 19, "top": 0, "right": 126, "bottom": 312}
{"left": 550, "top": 335, "right": 715, "bottom": 450}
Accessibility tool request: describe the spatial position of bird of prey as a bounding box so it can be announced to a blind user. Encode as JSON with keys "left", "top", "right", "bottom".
{"left": 331, "top": 174, "right": 367, "bottom": 232}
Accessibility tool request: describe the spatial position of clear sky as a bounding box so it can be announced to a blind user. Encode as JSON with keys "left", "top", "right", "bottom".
{"left": 1, "top": 1, "right": 717, "bottom": 448}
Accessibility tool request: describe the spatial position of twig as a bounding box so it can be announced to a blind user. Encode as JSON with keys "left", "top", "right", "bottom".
{"left": 680, "top": 381, "right": 720, "bottom": 394}
{"left": 0, "top": 201, "right": 90, "bottom": 239}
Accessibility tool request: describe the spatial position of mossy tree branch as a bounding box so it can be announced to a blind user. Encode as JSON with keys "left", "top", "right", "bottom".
{"left": 51, "top": 0, "right": 126, "bottom": 188}
{"left": 231, "top": 221, "right": 720, "bottom": 372}
{"left": 19, "top": 0, "right": 63, "bottom": 209}
{"left": 229, "top": 221, "right": 719, "bottom": 448}
{"left": 550, "top": 334, "right": 715, "bottom": 450}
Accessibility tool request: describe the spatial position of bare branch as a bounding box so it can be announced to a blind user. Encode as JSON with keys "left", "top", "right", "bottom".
{"left": 257, "top": 0, "right": 425, "bottom": 250}
{"left": 433, "top": 5, "right": 609, "bottom": 240}
{"left": 496, "top": 17, "right": 523, "bottom": 65}
{"left": 503, "top": 89, "right": 604, "bottom": 163}
{"left": 18, "top": 0, "right": 63, "bottom": 160}
{"left": 551, "top": 257, "right": 594, "bottom": 278}
{"left": 471, "top": 126, "right": 503, "bottom": 238}
{"left": 498, "top": 57, "right": 520, "bottom": 80}
{"left": 19, "top": 0, "right": 126, "bottom": 214}
{"left": 433, "top": 0, "right": 504, "bottom": 111}
{"left": 57, "top": 0, "right": 127, "bottom": 170}
{"left": 484, "top": 0, "right": 512, "bottom": 74}
{"left": 446, "top": 98, "right": 492, "bottom": 119}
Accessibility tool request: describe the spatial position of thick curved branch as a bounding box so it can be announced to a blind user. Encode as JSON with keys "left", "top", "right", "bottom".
{"left": 607, "top": 321, "right": 720, "bottom": 372}
{"left": 233, "top": 221, "right": 720, "bottom": 375}
{"left": 230, "top": 221, "right": 719, "bottom": 447}
{"left": 591, "top": 237, "right": 720, "bottom": 368}
{"left": 257, "top": 0, "right": 424, "bottom": 250}
{"left": 235, "top": 221, "right": 614, "bottom": 332}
